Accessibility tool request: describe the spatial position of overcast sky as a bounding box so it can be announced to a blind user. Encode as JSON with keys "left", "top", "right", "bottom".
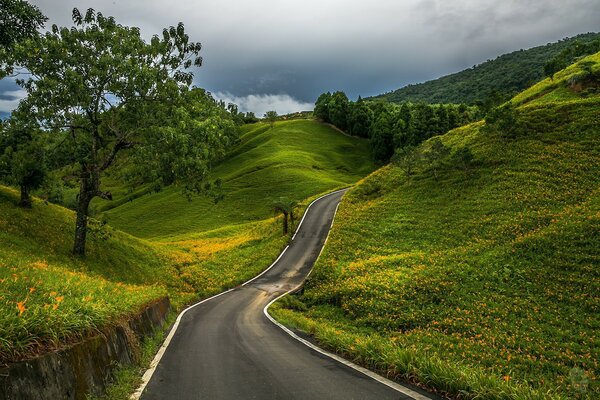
{"left": 1, "top": 0, "right": 599, "bottom": 116}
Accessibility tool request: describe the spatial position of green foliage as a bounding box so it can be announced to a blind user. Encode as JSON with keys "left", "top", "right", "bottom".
{"left": 484, "top": 103, "right": 522, "bottom": 137}
{"left": 127, "top": 89, "right": 238, "bottom": 196}
{"left": 347, "top": 97, "right": 373, "bottom": 137}
{"left": 314, "top": 91, "right": 477, "bottom": 163}
{"left": 371, "top": 32, "right": 600, "bottom": 104}
{"left": 391, "top": 145, "right": 420, "bottom": 178}
{"left": 0, "top": 0, "right": 46, "bottom": 76}
{"left": 544, "top": 38, "right": 600, "bottom": 78}
{"left": 264, "top": 110, "right": 278, "bottom": 128}
{"left": 0, "top": 111, "right": 49, "bottom": 207}
{"left": 314, "top": 92, "right": 332, "bottom": 121}
{"left": 423, "top": 137, "right": 450, "bottom": 180}
{"left": 369, "top": 112, "right": 396, "bottom": 163}
{"left": 328, "top": 91, "right": 350, "bottom": 130}
{"left": 272, "top": 197, "right": 298, "bottom": 235}
{"left": 450, "top": 145, "right": 475, "bottom": 173}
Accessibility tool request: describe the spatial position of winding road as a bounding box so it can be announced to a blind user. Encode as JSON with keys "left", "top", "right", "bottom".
{"left": 136, "top": 190, "right": 432, "bottom": 400}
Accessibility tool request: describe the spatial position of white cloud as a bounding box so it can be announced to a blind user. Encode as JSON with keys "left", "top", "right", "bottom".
{"left": 0, "top": 89, "right": 27, "bottom": 114}
{"left": 214, "top": 92, "right": 313, "bottom": 117}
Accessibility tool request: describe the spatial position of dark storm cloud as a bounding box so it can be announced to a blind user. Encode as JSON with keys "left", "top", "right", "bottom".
{"left": 3, "top": 0, "right": 600, "bottom": 114}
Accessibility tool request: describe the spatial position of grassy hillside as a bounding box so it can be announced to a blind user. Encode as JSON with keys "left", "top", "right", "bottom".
{"left": 273, "top": 55, "right": 600, "bottom": 398}
{"left": 102, "top": 120, "right": 374, "bottom": 239}
{"left": 1, "top": 119, "right": 375, "bottom": 366}
{"left": 0, "top": 186, "right": 176, "bottom": 363}
{"left": 371, "top": 32, "right": 600, "bottom": 105}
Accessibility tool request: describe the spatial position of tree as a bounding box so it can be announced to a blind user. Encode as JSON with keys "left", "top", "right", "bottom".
{"left": 9, "top": 8, "right": 231, "bottom": 256}
{"left": 484, "top": 104, "right": 521, "bottom": 137}
{"left": 450, "top": 146, "right": 475, "bottom": 174}
{"left": 273, "top": 197, "right": 297, "bottom": 235}
{"left": 424, "top": 138, "right": 450, "bottom": 180}
{"left": 347, "top": 99, "right": 373, "bottom": 138}
{"left": 0, "top": 0, "right": 46, "bottom": 49}
{"left": 0, "top": 110, "right": 48, "bottom": 207}
{"left": 243, "top": 112, "right": 259, "bottom": 124}
{"left": 0, "top": 0, "right": 47, "bottom": 76}
{"left": 369, "top": 112, "right": 395, "bottom": 163}
{"left": 264, "top": 110, "right": 278, "bottom": 128}
{"left": 328, "top": 91, "right": 349, "bottom": 131}
{"left": 314, "top": 92, "right": 332, "bottom": 122}
{"left": 391, "top": 145, "right": 420, "bottom": 178}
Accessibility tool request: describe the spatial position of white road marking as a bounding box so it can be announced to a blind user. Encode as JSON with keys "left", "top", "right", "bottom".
{"left": 264, "top": 192, "right": 432, "bottom": 400}
{"left": 264, "top": 295, "right": 431, "bottom": 400}
{"left": 131, "top": 188, "right": 348, "bottom": 399}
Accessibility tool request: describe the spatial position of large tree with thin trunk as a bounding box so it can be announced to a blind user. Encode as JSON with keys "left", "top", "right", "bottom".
{"left": 8, "top": 8, "right": 234, "bottom": 256}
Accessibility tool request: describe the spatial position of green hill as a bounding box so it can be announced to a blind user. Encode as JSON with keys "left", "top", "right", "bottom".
{"left": 370, "top": 32, "right": 600, "bottom": 105}
{"left": 273, "top": 54, "right": 600, "bottom": 399}
{"left": 0, "top": 119, "right": 374, "bottom": 365}
{"left": 102, "top": 120, "right": 374, "bottom": 239}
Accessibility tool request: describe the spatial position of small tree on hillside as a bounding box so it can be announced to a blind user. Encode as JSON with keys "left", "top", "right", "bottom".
{"left": 273, "top": 197, "right": 297, "bottom": 236}
{"left": 314, "top": 92, "right": 332, "bottom": 122}
{"left": 0, "top": 108, "right": 49, "bottom": 207}
{"left": 450, "top": 146, "right": 475, "bottom": 175}
{"left": 264, "top": 110, "right": 278, "bottom": 128}
{"left": 484, "top": 104, "right": 521, "bottom": 138}
{"left": 424, "top": 138, "right": 450, "bottom": 181}
{"left": 8, "top": 9, "right": 234, "bottom": 256}
{"left": 392, "top": 145, "right": 420, "bottom": 178}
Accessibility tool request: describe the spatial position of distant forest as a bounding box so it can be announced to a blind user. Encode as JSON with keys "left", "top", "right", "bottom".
{"left": 370, "top": 32, "right": 600, "bottom": 105}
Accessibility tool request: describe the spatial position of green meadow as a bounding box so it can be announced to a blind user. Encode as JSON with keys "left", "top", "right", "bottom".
{"left": 272, "top": 55, "right": 600, "bottom": 399}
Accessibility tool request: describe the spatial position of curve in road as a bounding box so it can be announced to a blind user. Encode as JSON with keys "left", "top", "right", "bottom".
{"left": 136, "top": 189, "right": 433, "bottom": 400}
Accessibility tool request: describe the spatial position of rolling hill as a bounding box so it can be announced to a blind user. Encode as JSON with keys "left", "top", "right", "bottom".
{"left": 273, "top": 53, "right": 600, "bottom": 399}
{"left": 101, "top": 120, "right": 373, "bottom": 239}
{"left": 0, "top": 120, "right": 375, "bottom": 366}
{"left": 370, "top": 32, "right": 600, "bottom": 105}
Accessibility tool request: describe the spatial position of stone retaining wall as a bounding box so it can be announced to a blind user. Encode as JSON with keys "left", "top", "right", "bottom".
{"left": 0, "top": 297, "right": 171, "bottom": 400}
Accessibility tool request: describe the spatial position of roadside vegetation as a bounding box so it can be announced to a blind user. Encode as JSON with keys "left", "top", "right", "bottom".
{"left": 273, "top": 54, "right": 600, "bottom": 399}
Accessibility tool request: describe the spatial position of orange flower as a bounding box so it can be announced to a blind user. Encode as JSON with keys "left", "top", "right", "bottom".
{"left": 29, "top": 287, "right": 36, "bottom": 293}
{"left": 55, "top": 296, "right": 64, "bottom": 303}
{"left": 16, "top": 301, "right": 26, "bottom": 316}
{"left": 503, "top": 375, "right": 510, "bottom": 382}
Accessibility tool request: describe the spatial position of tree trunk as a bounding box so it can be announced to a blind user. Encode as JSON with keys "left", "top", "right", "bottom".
{"left": 282, "top": 212, "right": 289, "bottom": 235}
{"left": 18, "top": 185, "right": 32, "bottom": 208}
{"left": 73, "top": 190, "right": 92, "bottom": 257}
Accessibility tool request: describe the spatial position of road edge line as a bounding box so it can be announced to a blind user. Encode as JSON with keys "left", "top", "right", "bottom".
{"left": 131, "top": 188, "right": 347, "bottom": 399}
{"left": 263, "top": 196, "right": 432, "bottom": 400}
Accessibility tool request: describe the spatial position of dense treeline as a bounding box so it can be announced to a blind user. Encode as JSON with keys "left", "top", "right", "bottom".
{"left": 315, "top": 91, "right": 478, "bottom": 163}
{"left": 544, "top": 38, "right": 600, "bottom": 78}
{"left": 370, "top": 32, "right": 600, "bottom": 105}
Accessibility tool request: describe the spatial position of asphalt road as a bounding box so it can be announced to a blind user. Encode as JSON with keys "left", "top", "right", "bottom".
{"left": 139, "top": 190, "right": 432, "bottom": 400}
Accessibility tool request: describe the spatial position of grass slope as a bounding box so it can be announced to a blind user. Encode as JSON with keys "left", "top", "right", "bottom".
{"left": 1, "top": 119, "right": 375, "bottom": 368}
{"left": 0, "top": 187, "right": 173, "bottom": 363}
{"left": 103, "top": 120, "right": 373, "bottom": 239}
{"left": 370, "top": 32, "right": 600, "bottom": 104}
{"left": 273, "top": 56, "right": 600, "bottom": 398}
